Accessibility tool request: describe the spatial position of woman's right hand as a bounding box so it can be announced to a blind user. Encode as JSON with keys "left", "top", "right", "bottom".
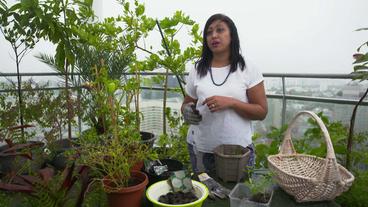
{"left": 182, "top": 102, "right": 202, "bottom": 125}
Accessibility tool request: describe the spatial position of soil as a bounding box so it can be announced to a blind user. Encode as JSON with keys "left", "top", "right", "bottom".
{"left": 158, "top": 191, "right": 198, "bottom": 204}
{"left": 250, "top": 192, "right": 271, "bottom": 203}
{"left": 128, "top": 177, "right": 141, "bottom": 186}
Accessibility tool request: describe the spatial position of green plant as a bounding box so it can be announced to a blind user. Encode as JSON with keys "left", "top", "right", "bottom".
{"left": 113, "top": 0, "right": 202, "bottom": 133}
{"left": 244, "top": 169, "right": 274, "bottom": 203}
{"left": 0, "top": 80, "right": 78, "bottom": 146}
{"left": 37, "top": 12, "right": 134, "bottom": 134}
{"left": 294, "top": 112, "right": 368, "bottom": 171}
{"left": 336, "top": 170, "right": 368, "bottom": 207}
{"left": 346, "top": 27, "right": 368, "bottom": 170}
{"left": 0, "top": 164, "right": 91, "bottom": 207}
{"left": 155, "top": 107, "right": 190, "bottom": 167}
{"left": 81, "top": 182, "right": 108, "bottom": 207}
{"left": 253, "top": 125, "right": 288, "bottom": 168}
{"left": 77, "top": 65, "right": 156, "bottom": 192}
{"left": 0, "top": 0, "right": 44, "bottom": 134}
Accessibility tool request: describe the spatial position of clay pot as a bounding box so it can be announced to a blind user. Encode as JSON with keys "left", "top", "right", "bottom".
{"left": 131, "top": 161, "right": 144, "bottom": 172}
{"left": 103, "top": 171, "right": 148, "bottom": 207}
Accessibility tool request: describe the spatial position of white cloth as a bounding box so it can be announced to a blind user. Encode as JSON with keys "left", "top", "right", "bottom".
{"left": 185, "top": 62, "right": 263, "bottom": 153}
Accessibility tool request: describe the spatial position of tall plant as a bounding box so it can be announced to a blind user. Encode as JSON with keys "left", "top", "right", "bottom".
{"left": 347, "top": 27, "right": 368, "bottom": 170}
{"left": 37, "top": 7, "right": 137, "bottom": 134}
{"left": 0, "top": 0, "right": 43, "bottom": 136}
{"left": 117, "top": 0, "right": 202, "bottom": 133}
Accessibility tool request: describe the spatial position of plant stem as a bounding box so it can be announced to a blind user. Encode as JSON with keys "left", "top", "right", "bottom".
{"left": 135, "top": 66, "right": 140, "bottom": 132}
{"left": 346, "top": 87, "right": 368, "bottom": 170}
{"left": 13, "top": 43, "right": 25, "bottom": 138}
{"left": 162, "top": 66, "right": 169, "bottom": 135}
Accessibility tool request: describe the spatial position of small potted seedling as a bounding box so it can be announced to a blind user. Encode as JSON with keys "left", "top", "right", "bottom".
{"left": 229, "top": 169, "right": 274, "bottom": 207}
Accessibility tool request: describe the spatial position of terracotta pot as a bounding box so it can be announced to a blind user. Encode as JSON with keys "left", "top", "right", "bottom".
{"left": 131, "top": 161, "right": 144, "bottom": 172}
{"left": 103, "top": 171, "right": 148, "bottom": 207}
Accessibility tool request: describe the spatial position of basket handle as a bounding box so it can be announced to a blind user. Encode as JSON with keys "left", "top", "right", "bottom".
{"left": 279, "top": 111, "right": 336, "bottom": 160}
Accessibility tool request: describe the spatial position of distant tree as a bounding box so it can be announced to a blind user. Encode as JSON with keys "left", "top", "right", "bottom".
{"left": 336, "top": 90, "right": 343, "bottom": 96}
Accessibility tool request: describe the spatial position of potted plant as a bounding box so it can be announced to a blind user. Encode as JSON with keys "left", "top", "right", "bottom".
{"left": 0, "top": 124, "right": 44, "bottom": 176}
{"left": 77, "top": 64, "right": 156, "bottom": 207}
{"left": 229, "top": 170, "right": 274, "bottom": 207}
{"left": 0, "top": 162, "right": 92, "bottom": 206}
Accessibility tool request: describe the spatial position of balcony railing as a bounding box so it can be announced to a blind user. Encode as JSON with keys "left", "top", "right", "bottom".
{"left": 1, "top": 72, "right": 367, "bottom": 135}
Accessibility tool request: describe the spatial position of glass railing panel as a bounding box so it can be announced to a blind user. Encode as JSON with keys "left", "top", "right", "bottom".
{"left": 285, "top": 99, "right": 368, "bottom": 133}
{"left": 284, "top": 78, "right": 367, "bottom": 100}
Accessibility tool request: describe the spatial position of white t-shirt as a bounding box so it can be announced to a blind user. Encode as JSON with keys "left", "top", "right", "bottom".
{"left": 185, "top": 62, "right": 263, "bottom": 153}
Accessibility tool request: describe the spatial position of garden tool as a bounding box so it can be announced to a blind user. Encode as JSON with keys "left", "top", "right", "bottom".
{"left": 198, "top": 173, "right": 231, "bottom": 200}
{"left": 183, "top": 102, "right": 202, "bottom": 125}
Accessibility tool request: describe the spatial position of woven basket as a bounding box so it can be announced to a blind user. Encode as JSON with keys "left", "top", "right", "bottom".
{"left": 267, "top": 111, "right": 354, "bottom": 203}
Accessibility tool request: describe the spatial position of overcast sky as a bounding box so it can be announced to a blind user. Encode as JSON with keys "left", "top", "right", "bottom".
{"left": 1, "top": 0, "right": 367, "bottom": 74}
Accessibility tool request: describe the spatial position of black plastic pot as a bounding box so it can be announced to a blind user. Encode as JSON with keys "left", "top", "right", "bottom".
{"left": 0, "top": 141, "right": 45, "bottom": 176}
{"left": 146, "top": 159, "right": 184, "bottom": 186}
{"left": 140, "top": 131, "right": 156, "bottom": 148}
{"left": 48, "top": 138, "right": 78, "bottom": 171}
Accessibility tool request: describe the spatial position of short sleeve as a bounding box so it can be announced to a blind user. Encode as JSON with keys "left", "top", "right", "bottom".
{"left": 245, "top": 61, "right": 264, "bottom": 89}
{"left": 185, "top": 67, "right": 198, "bottom": 99}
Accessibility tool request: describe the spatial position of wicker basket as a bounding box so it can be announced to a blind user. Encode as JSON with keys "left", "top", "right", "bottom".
{"left": 267, "top": 111, "right": 354, "bottom": 203}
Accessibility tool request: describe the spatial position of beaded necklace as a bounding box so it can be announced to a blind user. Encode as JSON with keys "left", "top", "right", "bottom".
{"left": 209, "top": 66, "right": 231, "bottom": 86}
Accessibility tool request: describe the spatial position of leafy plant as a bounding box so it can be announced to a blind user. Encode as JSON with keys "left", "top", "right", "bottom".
{"left": 114, "top": 0, "right": 202, "bottom": 133}
{"left": 76, "top": 64, "right": 156, "bottom": 192}
{"left": 253, "top": 125, "right": 288, "bottom": 168}
{"left": 155, "top": 107, "right": 190, "bottom": 167}
{"left": 336, "top": 170, "right": 368, "bottom": 207}
{"left": 0, "top": 0, "right": 43, "bottom": 135}
{"left": 346, "top": 27, "right": 368, "bottom": 170}
{"left": 0, "top": 80, "right": 78, "bottom": 145}
{"left": 294, "top": 112, "right": 348, "bottom": 162}
{"left": 244, "top": 169, "right": 274, "bottom": 203}
{"left": 0, "top": 163, "right": 91, "bottom": 207}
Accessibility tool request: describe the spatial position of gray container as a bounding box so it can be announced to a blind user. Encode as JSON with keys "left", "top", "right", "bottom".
{"left": 214, "top": 144, "right": 250, "bottom": 182}
{"left": 229, "top": 183, "right": 273, "bottom": 207}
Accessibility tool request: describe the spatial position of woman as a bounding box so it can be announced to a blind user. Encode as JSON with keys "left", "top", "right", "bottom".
{"left": 181, "top": 14, "right": 267, "bottom": 174}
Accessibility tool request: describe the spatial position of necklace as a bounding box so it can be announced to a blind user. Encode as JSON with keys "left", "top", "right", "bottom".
{"left": 209, "top": 67, "right": 232, "bottom": 86}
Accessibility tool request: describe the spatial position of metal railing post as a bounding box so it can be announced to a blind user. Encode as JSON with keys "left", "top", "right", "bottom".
{"left": 281, "top": 76, "right": 286, "bottom": 126}
{"left": 77, "top": 74, "right": 82, "bottom": 135}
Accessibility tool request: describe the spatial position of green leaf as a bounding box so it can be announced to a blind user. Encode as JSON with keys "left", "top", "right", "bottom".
{"left": 353, "top": 53, "right": 368, "bottom": 64}
{"left": 21, "top": 0, "right": 34, "bottom": 9}
{"left": 354, "top": 65, "right": 368, "bottom": 71}
{"left": 123, "top": 1, "right": 130, "bottom": 12}
{"left": 9, "top": 3, "right": 22, "bottom": 12}
{"left": 135, "top": 4, "right": 144, "bottom": 16}
{"left": 55, "top": 43, "right": 66, "bottom": 69}
{"left": 0, "top": 0, "right": 6, "bottom": 9}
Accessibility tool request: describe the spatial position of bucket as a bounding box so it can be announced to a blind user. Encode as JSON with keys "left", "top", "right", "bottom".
{"left": 146, "top": 180, "right": 208, "bottom": 207}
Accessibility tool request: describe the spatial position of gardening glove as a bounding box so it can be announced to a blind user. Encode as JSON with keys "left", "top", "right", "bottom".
{"left": 182, "top": 102, "right": 202, "bottom": 125}
{"left": 198, "top": 173, "right": 231, "bottom": 200}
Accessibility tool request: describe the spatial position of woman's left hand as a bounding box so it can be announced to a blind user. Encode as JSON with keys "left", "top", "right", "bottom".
{"left": 202, "top": 96, "right": 234, "bottom": 112}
